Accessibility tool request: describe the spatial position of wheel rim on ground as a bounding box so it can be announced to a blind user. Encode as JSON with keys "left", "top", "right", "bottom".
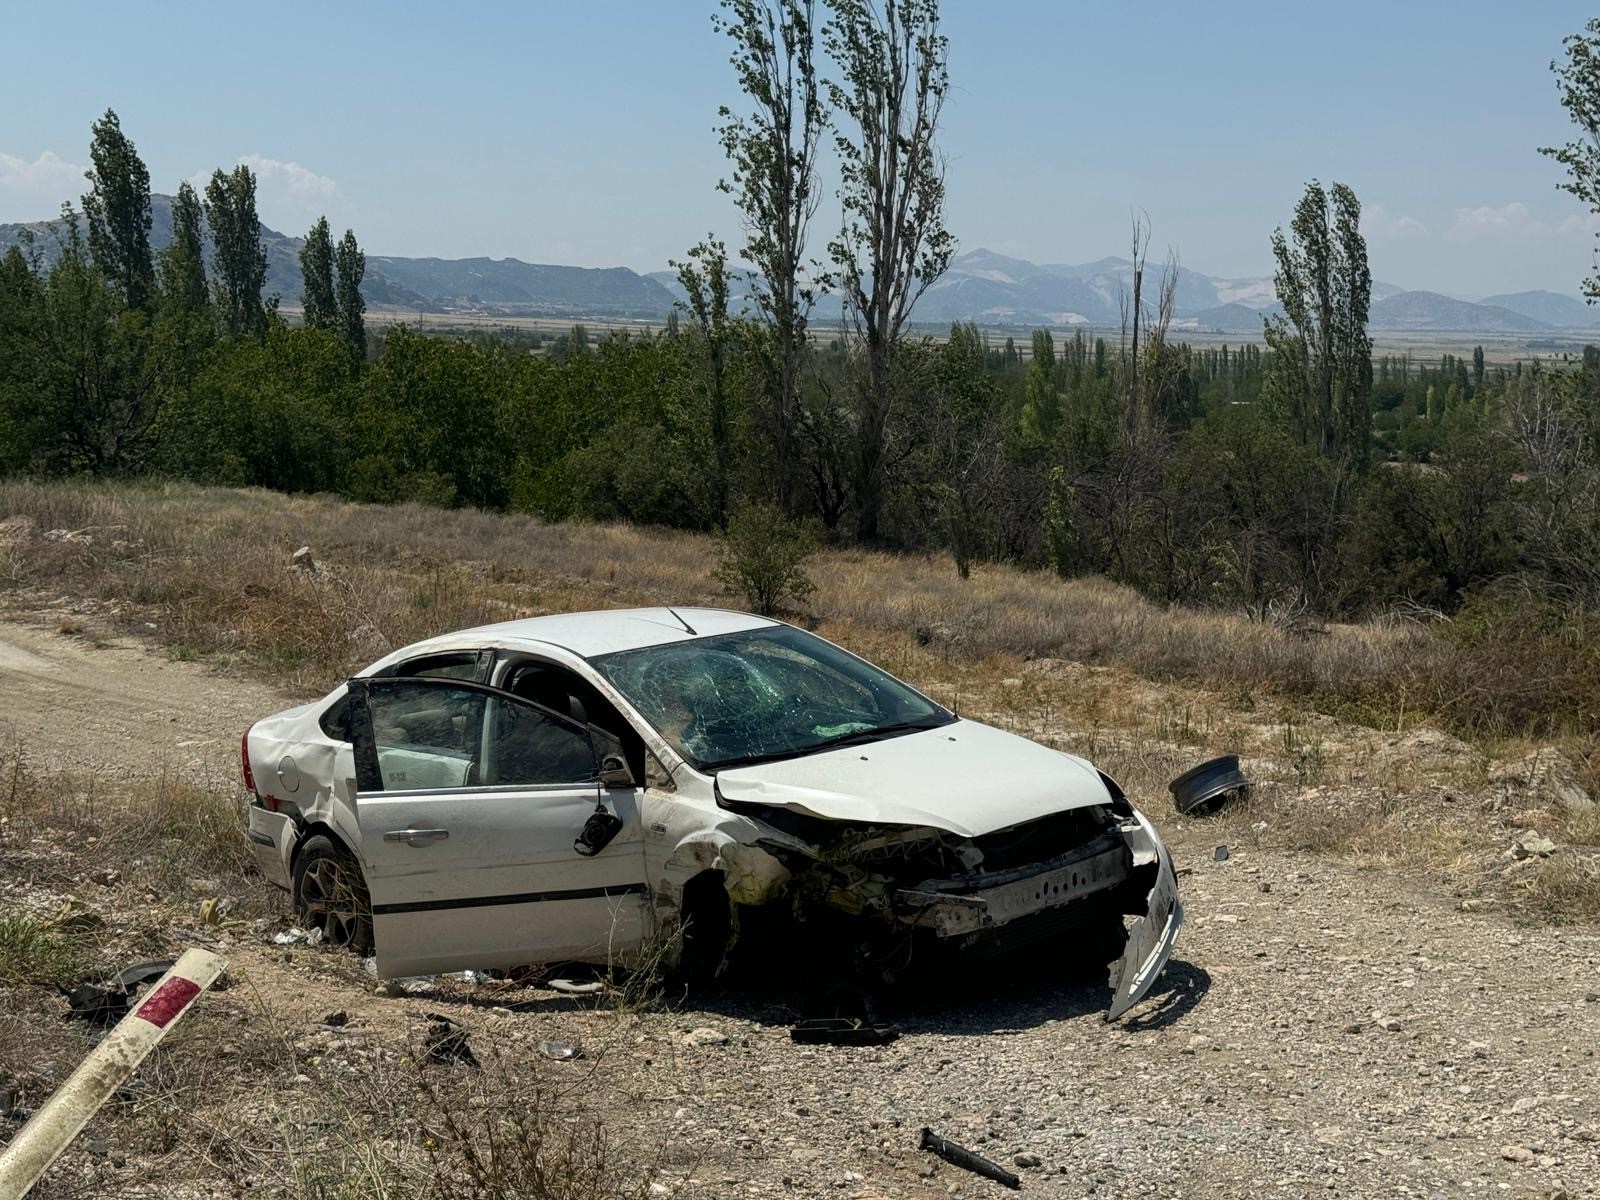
{"left": 300, "top": 857, "right": 366, "bottom": 946}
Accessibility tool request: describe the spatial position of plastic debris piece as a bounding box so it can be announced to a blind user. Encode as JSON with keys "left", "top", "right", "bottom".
{"left": 111, "top": 960, "right": 176, "bottom": 990}
{"left": 537, "top": 1040, "right": 583, "bottom": 1061}
{"left": 548, "top": 978, "right": 605, "bottom": 996}
{"left": 57, "top": 984, "right": 130, "bottom": 1027}
{"left": 271, "top": 926, "right": 324, "bottom": 946}
{"left": 918, "top": 1127, "right": 1021, "bottom": 1190}
{"left": 790, "top": 1018, "right": 900, "bottom": 1046}
{"left": 422, "top": 1013, "right": 479, "bottom": 1068}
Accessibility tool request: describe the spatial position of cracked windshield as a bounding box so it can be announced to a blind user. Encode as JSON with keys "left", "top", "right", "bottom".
{"left": 590, "top": 625, "right": 952, "bottom": 770}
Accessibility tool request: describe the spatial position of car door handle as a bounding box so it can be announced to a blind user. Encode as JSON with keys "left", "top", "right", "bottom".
{"left": 383, "top": 828, "right": 450, "bottom": 847}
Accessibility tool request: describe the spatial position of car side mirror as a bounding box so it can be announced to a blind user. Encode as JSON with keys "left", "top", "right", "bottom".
{"left": 598, "top": 753, "right": 637, "bottom": 789}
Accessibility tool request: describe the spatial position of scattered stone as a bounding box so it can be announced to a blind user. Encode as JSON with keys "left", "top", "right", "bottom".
{"left": 1259, "top": 881, "right": 1272, "bottom": 893}
{"left": 1376, "top": 1016, "right": 1403, "bottom": 1033}
{"left": 291, "top": 546, "right": 316, "bottom": 572}
{"left": 1342, "top": 1022, "right": 1363, "bottom": 1035}
{"left": 684, "top": 1027, "right": 730, "bottom": 1047}
{"left": 1213, "top": 845, "right": 1230, "bottom": 862}
{"left": 1507, "top": 1096, "right": 1543, "bottom": 1115}
{"left": 1501, "top": 1144, "right": 1537, "bottom": 1164}
{"left": 1014, "top": 1152, "right": 1042, "bottom": 1169}
{"left": 321, "top": 1010, "right": 349, "bottom": 1028}
{"left": 1512, "top": 831, "right": 1558, "bottom": 859}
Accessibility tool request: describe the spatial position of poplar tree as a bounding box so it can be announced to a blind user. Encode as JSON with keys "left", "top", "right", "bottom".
{"left": 673, "top": 236, "right": 735, "bottom": 522}
{"left": 157, "top": 181, "right": 207, "bottom": 312}
{"left": 300, "top": 216, "right": 336, "bottom": 330}
{"left": 204, "top": 165, "right": 268, "bottom": 340}
{"left": 1541, "top": 18, "right": 1600, "bottom": 299}
{"left": 1262, "top": 180, "right": 1372, "bottom": 471}
{"left": 714, "top": 0, "right": 826, "bottom": 513}
{"left": 81, "top": 108, "right": 154, "bottom": 311}
{"left": 825, "top": 0, "right": 955, "bottom": 540}
{"left": 334, "top": 229, "right": 366, "bottom": 367}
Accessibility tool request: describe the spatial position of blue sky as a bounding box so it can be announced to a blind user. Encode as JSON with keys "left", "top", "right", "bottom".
{"left": 2, "top": 0, "right": 1597, "bottom": 296}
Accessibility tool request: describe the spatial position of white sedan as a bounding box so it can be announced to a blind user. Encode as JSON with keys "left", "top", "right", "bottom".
{"left": 243, "top": 608, "right": 1182, "bottom": 1018}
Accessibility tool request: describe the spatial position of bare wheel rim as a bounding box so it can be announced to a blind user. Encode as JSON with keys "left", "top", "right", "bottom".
{"left": 300, "top": 857, "right": 366, "bottom": 946}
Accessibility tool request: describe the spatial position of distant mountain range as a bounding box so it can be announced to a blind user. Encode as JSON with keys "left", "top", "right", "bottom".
{"left": 0, "top": 194, "right": 677, "bottom": 318}
{"left": 4, "top": 197, "right": 1599, "bottom": 335}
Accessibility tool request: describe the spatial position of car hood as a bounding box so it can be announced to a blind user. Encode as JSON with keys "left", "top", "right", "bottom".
{"left": 714, "top": 719, "right": 1111, "bottom": 838}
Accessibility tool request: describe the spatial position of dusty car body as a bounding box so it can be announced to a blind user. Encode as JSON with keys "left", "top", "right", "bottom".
{"left": 243, "top": 608, "right": 1182, "bottom": 1019}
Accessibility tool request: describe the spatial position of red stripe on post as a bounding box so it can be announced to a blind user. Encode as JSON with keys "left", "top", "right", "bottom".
{"left": 134, "top": 976, "right": 202, "bottom": 1029}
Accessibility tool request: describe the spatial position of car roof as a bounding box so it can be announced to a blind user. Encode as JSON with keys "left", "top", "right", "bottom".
{"left": 374, "top": 607, "right": 779, "bottom": 664}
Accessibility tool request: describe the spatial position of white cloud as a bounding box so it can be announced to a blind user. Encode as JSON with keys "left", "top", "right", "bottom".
{"left": 1362, "top": 204, "right": 1427, "bottom": 241}
{"left": 1447, "top": 201, "right": 1541, "bottom": 240}
{"left": 0, "top": 150, "right": 88, "bottom": 221}
{"left": 187, "top": 155, "right": 339, "bottom": 224}
{"left": 0, "top": 150, "right": 84, "bottom": 191}
{"left": 1558, "top": 211, "right": 1600, "bottom": 237}
{"left": 238, "top": 154, "right": 336, "bottom": 202}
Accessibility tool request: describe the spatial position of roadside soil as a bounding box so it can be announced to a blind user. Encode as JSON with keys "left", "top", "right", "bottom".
{"left": 1, "top": 618, "right": 1597, "bottom": 1200}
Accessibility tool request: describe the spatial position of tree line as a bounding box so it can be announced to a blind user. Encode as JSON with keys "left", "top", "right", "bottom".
{"left": 3, "top": 6, "right": 1600, "bottom": 680}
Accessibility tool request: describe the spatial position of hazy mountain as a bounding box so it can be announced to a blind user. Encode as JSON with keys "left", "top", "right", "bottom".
{"left": 1369, "top": 291, "right": 1552, "bottom": 333}
{"left": 6, "top": 199, "right": 1598, "bottom": 333}
{"left": 1180, "top": 302, "right": 1282, "bottom": 333}
{"left": 908, "top": 249, "right": 1409, "bottom": 330}
{"left": 1477, "top": 290, "right": 1600, "bottom": 328}
{"left": 0, "top": 194, "right": 674, "bottom": 318}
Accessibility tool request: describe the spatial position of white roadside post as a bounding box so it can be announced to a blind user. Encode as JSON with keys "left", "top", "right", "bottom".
{"left": 0, "top": 948, "right": 227, "bottom": 1200}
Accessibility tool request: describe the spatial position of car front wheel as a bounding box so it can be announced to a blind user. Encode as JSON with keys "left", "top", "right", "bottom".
{"left": 293, "top": 834, "right": 374, "bottom": 954}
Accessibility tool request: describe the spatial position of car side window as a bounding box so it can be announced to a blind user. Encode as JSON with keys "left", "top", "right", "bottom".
{"left": 503, "top": 663, "right": 626, "bottom": 764}
{"left": 483, "top": 696, "right": 597, "bottom": 786}
{"left": 360, "top": 680, "right": 597, "bottom": 791}
{"left": 366, "top": 681, "right": 484, "bottom": 791}
{"left": 320, "top": 694, "right": 352, "bottom": 741}
{"left": 393, "top": 653, "right": 482, "bottom": 681}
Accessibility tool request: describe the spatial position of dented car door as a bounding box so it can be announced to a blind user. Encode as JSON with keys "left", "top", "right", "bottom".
{"left": 346, "top": 678, "right": 649, "bottom": 978}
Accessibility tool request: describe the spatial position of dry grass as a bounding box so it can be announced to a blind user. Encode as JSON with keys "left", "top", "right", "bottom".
{"left": 0, "top": 477, "right": 1595, "bottom": 914}
{"left": 0, "top": 746, "right": 665, "bottom": 1200}
{"left": 0, "top": 477, "right": 1446, "bottom": 721}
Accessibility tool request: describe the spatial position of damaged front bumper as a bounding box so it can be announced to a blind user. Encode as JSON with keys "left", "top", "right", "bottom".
{"left": 884, "top": 809, "right": 1182, "bottom": 1021}
{"left": 890, "top": 831, "right": 1128, "bottom": 939}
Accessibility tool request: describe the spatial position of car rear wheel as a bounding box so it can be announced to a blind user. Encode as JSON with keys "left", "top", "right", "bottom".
{"left": 293, "top": 835, "right": 374, "bottom": 954}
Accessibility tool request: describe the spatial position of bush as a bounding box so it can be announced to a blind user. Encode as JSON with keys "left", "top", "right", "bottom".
{"left": 712, "top": 502, "right": 817, "bottom": 616}
{"left": 0, "top": 913, "right": 92, "bottom": 986}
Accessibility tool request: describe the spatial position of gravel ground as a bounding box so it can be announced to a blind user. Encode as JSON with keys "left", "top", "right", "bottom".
{"left": 1, "top": 619, "right": 1597, "bottom": 1199}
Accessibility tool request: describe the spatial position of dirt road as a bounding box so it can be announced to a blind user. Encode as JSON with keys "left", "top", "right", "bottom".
{"left": 2, "top": 620, "right": 1597, "bottom": 1199}
{"left": 0, "top": 621, "right": 289, "bottom": 776}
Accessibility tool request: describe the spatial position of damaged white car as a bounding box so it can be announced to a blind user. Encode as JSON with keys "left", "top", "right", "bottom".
{"left": 243, "top": 608, "right": 1182, "bottom": 1018}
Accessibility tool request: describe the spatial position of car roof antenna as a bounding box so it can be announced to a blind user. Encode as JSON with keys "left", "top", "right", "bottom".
{"left": 666, "top": 607, "right": 698, "bottom": 636}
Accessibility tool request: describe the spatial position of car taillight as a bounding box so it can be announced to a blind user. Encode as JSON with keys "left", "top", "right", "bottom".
{"left": 241, "top": 726, "right": 257, "bottom": 793}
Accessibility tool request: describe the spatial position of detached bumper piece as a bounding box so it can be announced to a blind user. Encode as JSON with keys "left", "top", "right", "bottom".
{"left": 1105, "top": 824, "right": 1183, "bottom": 1021}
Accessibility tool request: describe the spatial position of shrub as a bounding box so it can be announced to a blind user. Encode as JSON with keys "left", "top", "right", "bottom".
{"left": 712, "top": 502, "right": 817, "bottom": 616}
{"left": 0, "top": 913, "right": 92, "bottom": 987}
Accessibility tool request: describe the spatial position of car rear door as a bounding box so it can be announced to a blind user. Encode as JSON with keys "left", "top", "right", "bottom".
{"left": 346, "top": 677, "right": 649, "bottom": 979}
